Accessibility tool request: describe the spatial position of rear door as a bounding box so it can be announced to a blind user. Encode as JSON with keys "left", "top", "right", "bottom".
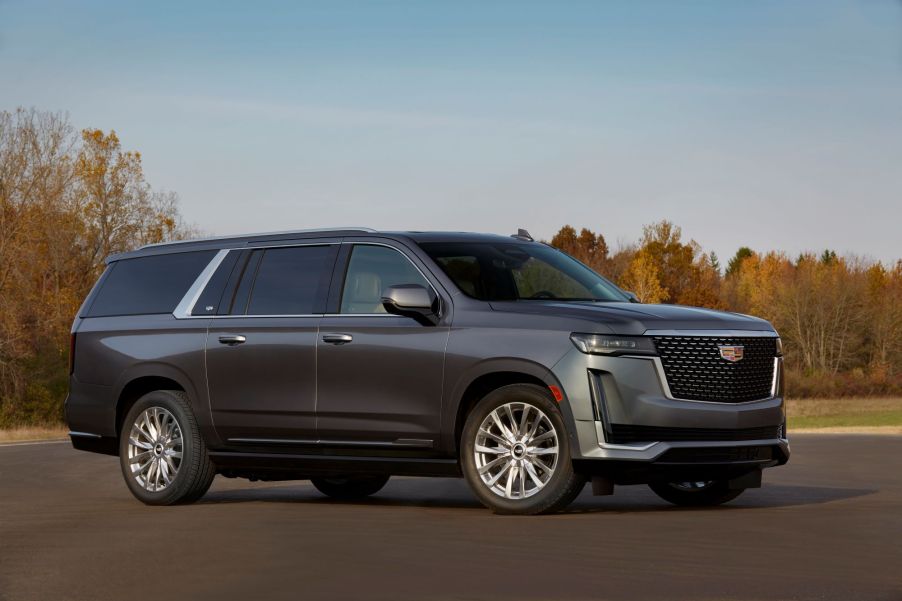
{"left": 315, "top": 241, "right": 451, "bottom": 449}
{"left": 206, "top": 242, "right": 338, "bottom": 443}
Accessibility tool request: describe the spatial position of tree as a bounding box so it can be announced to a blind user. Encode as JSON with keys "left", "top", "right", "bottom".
{"left": 726, "top": 247, "right": 753, "bottom": 276}
{"left": 549, "top": 225, "right": 609, "bottom": 274}
{"left": 621, "top": 250, "right": 669, "bottom": 303}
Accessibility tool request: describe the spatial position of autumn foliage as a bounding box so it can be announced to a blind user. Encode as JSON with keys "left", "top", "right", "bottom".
{"left": 549, "top": 223, "right": 902, "bottom": 398}
{"left": 0, "top": 109, "right": 194, "bottom": 426}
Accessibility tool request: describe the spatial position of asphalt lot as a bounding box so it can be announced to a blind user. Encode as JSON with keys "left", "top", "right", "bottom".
{"left": 1, "top": 435, "right": 900, "bottom": 601}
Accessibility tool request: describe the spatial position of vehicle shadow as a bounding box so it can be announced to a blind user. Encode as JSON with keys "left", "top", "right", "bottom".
{"left": 198, "top": 478, "right": 877, "bottom": 514}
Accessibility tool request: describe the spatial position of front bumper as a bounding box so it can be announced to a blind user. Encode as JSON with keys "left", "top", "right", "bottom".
{"left": 552, "top": 348, "right": 790, "bottom": 468}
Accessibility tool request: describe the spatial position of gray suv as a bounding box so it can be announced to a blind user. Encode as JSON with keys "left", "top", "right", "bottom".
{"left": 67, "top": 227, "right": 789, "bottom": 514}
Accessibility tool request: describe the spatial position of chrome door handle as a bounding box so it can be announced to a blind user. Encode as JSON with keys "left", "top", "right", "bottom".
{"left": 218, "top": 334, "right": 247, "bottom": 346}
{"left": 322, "top": 333, "right": 353, "bottom": 345}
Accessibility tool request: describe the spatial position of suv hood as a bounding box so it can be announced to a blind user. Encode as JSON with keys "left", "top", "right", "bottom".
{"left": 488, "top": 301, "right": 774, "bottom": 336}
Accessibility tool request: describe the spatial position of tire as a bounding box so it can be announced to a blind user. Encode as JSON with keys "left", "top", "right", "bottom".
{"left": 119, "top": 390, "right": 216, "bottom": 505}
{"left": 311, "top": 475, "right": 390, "bottom": 499}
{"left": 461, "top": 383, "right": 586, "bottom": 515}
{"left": 649, "top": 480, "right": 745, "bottom": 507}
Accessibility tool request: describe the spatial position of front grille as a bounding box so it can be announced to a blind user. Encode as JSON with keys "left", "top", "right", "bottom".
{"left": 607, "top": 424, "right": 782, "bottom": 444}
{"left": 653, "top": 336, "right": 777, "bottom": 403}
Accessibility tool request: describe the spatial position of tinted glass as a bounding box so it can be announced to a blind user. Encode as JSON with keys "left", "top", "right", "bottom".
{"left": 245, "top": 245, "right": 335, "bottom": 315}
{"left": 340, "top": 245, "right": 430, "bottom": 314}
{"left": 419, "top": 242, "right": 627, "bottom": 302}
{"left": 87, "top": 250, "right": 217, "bottom": 317}
{"left": 191, "top": 250, "right": 240, "bottom": 316}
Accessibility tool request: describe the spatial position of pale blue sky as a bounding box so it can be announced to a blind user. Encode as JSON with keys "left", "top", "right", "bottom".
{"left": 2, "top": 0, "right": 900, "bottom": 263}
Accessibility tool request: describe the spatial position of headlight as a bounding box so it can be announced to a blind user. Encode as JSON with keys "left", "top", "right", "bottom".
{"left": 569, "top": 333, "right": 657, "bottom": 356}
{"left": 775, "top": 336, "right": 783, "bottom": 357}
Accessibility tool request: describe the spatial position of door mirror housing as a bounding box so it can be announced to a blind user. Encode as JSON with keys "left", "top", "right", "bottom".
{"left": 381, "top": 284, "right": 440, "bottom": 325}
{"left": 623, "top": 290, "right": 641, "bottom": 303}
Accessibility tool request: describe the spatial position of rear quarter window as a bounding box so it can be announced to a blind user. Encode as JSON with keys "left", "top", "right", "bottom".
{"left": 85, "top": 250, "right": 217, "bottom": 317}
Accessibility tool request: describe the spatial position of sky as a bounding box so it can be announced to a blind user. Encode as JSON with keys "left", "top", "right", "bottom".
{"left": 2, "top": 0, "right": 901, "bottom": 264}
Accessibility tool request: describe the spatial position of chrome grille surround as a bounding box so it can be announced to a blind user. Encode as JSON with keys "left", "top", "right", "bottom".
{"left": 652, "top": 335, "right": 778, "bottom": 403}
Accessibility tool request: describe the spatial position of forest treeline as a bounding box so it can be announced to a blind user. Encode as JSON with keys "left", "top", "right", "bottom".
{"left": 549, "top": 223, "right": 902, "bottom": 398}
{"left": 1, "top": 108, "right": 900, "bottom": 426}
{"left": 0, "top": 108, "right": 194, "bottom": 426}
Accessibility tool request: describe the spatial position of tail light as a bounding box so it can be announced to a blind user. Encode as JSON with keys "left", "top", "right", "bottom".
{"left": 69, "top": 333, "right": 76, "bottom": 374}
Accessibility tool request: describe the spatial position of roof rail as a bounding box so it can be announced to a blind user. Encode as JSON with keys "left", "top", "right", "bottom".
{"left": 139, "top": 227, "right": 378, "bottom": 250}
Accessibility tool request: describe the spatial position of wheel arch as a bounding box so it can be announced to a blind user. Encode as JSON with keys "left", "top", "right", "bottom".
{"left": 112, "top": 363, "right": 204, "bottom": 439}
{"left": 446, "top": 359, "right": 577, "bottom": 455}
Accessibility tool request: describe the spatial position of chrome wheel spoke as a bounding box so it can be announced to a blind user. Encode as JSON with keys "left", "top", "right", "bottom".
{"left": 505, "top": 464, "right": 517, "bottom": 497}
{"left": 490, "top": 410, "right": 516, "bottom": 443}
{"left": 523, "top": 460, "right": 545, "bottom": 487}
{"left": 478, "top": 455, "right": 510, "bottom": 475}
{"left": 528, "top": 446, "right": 558, "bottom": 456}
{"left": 475, "top": 444, "right": 507, "bottom": 455}
{"left": 486, "top": 460, "right": 514, "bottom": 486}
{"left": 478, "top": 428, "right": 508, "bottom": 446}
{"left": 529, "top": 430, "right": 555, "bottom": 445}
{"left": 517, "top": 405, "right": 531, "bottom": 439}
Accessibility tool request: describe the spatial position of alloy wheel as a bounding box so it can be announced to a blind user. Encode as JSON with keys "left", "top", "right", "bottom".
{"left": 126, "top": 406, "right": 183, "bottom": 492}
{"left": 473, "top": 402, "right": 559, "bottom": 500}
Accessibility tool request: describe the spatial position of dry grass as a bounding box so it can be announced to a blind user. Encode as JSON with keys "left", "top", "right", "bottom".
{"left": 0, "top": 426, "right": 69, "bottom": 444}
{"left": 787, "top": 397, "right": 902, "bottom": 430}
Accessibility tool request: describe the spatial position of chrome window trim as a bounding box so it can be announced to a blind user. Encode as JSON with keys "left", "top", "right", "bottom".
{"left": 172, "top": 249, "right": 230, "bottom": 319}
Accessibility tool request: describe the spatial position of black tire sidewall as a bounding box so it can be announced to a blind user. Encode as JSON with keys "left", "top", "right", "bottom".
{"left": 119, "top": 390, "right": 207, "bottom": 505}
{"left": 461, "top": 383, "right": 580, "bottom": 515}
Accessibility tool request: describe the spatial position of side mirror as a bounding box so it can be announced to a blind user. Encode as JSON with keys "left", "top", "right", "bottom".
{"left": 381, "top": 284, "right": 440, "bottom": 326}
{"left": 623, "top": 290, "right": 641, "bottom": 303}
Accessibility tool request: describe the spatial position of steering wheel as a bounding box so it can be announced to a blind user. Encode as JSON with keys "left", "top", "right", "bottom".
{"left": 529, "top": 290, "right": 556, "bottom": 299}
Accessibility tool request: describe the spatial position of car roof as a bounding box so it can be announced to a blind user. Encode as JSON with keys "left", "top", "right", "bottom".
{"left": 106, "top": 228, "right": 534, "bottom": 262}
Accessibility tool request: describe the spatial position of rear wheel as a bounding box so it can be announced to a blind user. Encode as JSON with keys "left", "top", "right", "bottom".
{"left": 649, "top": 480, "right": 745, "bottom": 506}
{"left": 119, "top": 390, "right": 216, "bottom": 505}
{"left": 461, "top": 383, "right": 585, "bottom": 515}
{"left": 311, "top": 475, "right": 390, "bottom": 499}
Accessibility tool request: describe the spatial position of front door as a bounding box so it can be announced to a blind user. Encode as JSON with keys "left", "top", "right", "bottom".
{"left": 206, "top": 243, "right": 338, "bottom": 443}
{"left": 316, "top": 243, "right": 450, "bottom": 449}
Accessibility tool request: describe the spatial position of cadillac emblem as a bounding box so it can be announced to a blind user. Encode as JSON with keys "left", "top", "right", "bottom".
{"left": 718, "top": 345, "right": 744, "bottom": 362}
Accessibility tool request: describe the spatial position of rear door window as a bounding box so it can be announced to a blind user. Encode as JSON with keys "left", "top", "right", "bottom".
{"left": 244, "top": 245, "right": 337, "bottom": 315}
{"left": 86, "top": 250, "right": 217, "bottom": 317}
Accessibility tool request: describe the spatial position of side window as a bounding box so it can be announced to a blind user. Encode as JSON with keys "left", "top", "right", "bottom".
{"left": 340, "top": 245, "right": 430, "bottom": 314}
{"left": 244, "top": 245, "right": 335, "bottom": 315}
{"left": 86, "top": 250, "right": 217, "bottom": 317}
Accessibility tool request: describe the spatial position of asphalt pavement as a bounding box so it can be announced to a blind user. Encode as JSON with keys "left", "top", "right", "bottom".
{"left": 1, "top": 435, "right": 900, "bottom": 601}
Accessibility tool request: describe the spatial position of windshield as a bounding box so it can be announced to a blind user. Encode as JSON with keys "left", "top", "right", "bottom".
{"left": 418, "top": 241, "right": 628, "bottom": 302}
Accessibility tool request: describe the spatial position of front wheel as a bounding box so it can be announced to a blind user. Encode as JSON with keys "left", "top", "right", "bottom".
{"left": 649, "top": 480, "right": 745, "bottom": 507}
{"left": 119, "top": 390, "right": 216, "bottom": 505}
{"left": 311, "top": 475, "right": 390, "bottom": 499}
{"left": 461, "top": 384, "right": 585, "bottom": 515}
